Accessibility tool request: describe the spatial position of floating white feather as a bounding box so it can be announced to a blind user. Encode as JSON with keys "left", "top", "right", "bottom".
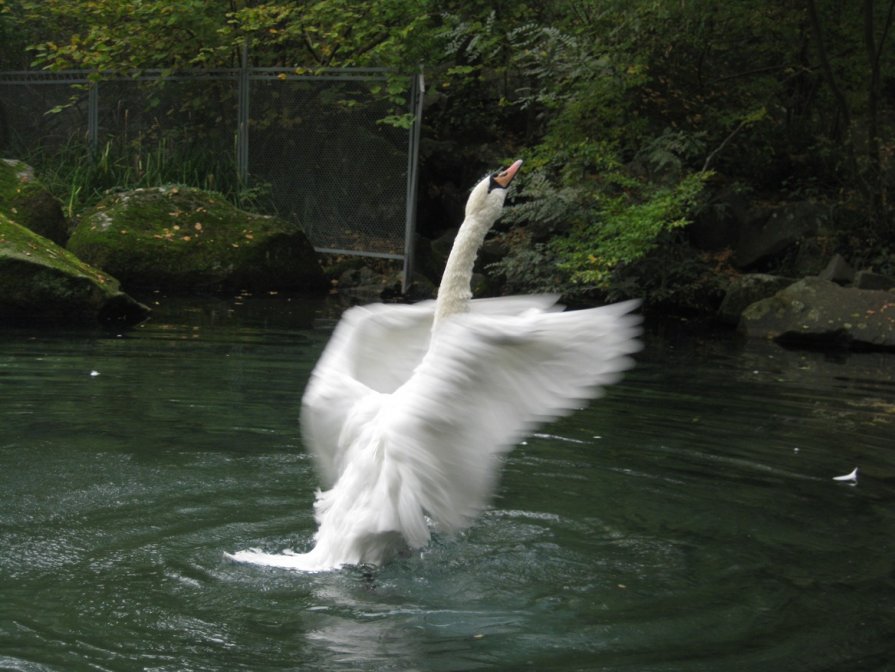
{"left": 832, "top": 467, "right": 858, "bottom": 483}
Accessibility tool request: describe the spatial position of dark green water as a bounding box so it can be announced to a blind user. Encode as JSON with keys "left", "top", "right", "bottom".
{"left": 1, "top": 296, "right": 893, "bottom": 671}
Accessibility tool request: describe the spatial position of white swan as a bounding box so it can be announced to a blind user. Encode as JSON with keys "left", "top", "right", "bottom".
{"left": 228, "top": 159, "right": 641, "bottom": 571}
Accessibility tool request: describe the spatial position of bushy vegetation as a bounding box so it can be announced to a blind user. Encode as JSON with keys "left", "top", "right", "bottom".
{"left": 1, "top": 0, "right": 892, "bottom": 306}
{"left": 21, "top": 136, "right": 246, "bottom": 219}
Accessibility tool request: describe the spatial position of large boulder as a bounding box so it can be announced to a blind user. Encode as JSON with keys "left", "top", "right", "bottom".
{"left": 739, "top": 277, "right": 895, "bottom": 350}
{"left": 0, "top": 212, "right": 149, "bottom": 326}
{"left": 717, "top": 273, "right": 793, "bottom": 325}
{"left": 67, "top": 186, "right": 326, "bottom": 293}
{"left": 817, "top": 253, "right": 855, "bottom": 285}
{"left": 732, "top": 201, "right": 830, "bottom": 269}
{"left": 854, "top": 269, "right": 895, "bottom": 290}
{"left": 0, "top": 159, "right": 69, "bottom": 245}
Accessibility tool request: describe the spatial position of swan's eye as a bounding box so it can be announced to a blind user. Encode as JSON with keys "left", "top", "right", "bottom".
{"left": 487, "top": 174, "right": 504, "bottom": 193}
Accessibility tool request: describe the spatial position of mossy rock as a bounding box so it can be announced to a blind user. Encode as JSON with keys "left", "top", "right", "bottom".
{"left": 0, "top": 159, "right": 69, "bottom": 245}
{"left": 0, "top": 212, "right": 150, "bottom": 326}
{"left": 739, "top": 277, "right": 895, "bottom": 350}
{"left": 67, "top": 186, "right": 326, "bottom": 293}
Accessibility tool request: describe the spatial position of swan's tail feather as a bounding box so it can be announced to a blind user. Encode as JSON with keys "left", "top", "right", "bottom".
{"left": 225, "top": 547, "right": 339, "bottom": 572}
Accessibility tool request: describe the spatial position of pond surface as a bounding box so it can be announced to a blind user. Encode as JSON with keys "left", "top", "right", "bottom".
{"left": 1, "top": 295, "right": 893, "bottom": 671}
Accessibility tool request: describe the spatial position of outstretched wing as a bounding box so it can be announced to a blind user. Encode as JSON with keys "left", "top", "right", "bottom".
{"left": 301, "top": 301, "right": 433, "bottom": 487}
{"left": 300, "top": 295, "right": 565, "bottom": 486}
{"left": 377, "top": 300, "right": 642, "bottom": 533}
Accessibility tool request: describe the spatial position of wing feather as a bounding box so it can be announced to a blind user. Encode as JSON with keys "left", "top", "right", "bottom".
{"left": 379, "top": 300, "right": 642, "bottom": 532}
{"left": 300, "top": 295, "right": 569, "bottom": 486}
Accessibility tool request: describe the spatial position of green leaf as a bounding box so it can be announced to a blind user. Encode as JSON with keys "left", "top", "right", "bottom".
{"left": 376, "top": 113, "right": 415, "bottom": 129}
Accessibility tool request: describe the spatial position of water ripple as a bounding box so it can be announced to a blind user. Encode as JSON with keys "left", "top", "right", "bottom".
{"left": 1, "top": 317, "right": 893, "bottom": 671}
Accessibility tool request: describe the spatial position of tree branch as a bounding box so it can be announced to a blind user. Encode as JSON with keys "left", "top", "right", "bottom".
{"left": 701, "top": 118, "right": 749, "bottom": 172}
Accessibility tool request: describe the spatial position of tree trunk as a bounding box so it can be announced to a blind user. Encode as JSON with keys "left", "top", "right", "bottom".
{"left": 806, "top": 0, "right": 851, "bottom": 142}
{"left": 863, "top": 0, "right": 895, "bottom": 235}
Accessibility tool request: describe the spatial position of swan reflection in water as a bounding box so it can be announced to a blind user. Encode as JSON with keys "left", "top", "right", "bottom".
{"left": 229, "top": 159, "right": 641, "bottom": 571}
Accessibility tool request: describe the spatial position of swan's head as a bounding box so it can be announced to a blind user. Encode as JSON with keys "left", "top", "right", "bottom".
{"left": 465, "top": 159, "right": 523, "bottom": 223}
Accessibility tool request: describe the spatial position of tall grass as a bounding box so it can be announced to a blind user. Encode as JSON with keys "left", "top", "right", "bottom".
{"left": 18, "top": 132, "right": 264, "bottom": 218}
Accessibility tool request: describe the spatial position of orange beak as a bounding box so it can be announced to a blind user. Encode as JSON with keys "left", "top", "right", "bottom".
{"left": 491, "top": 159, "right": 523, "bottom": 189}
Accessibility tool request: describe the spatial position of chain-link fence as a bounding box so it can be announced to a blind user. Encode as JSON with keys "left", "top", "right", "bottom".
{"left": 0, "top": 66, "right": 422, "bottom": 287}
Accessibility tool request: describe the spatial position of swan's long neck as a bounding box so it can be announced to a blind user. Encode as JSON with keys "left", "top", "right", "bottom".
{"left": 432, "top": 212, "right": 493, "bottom": 330}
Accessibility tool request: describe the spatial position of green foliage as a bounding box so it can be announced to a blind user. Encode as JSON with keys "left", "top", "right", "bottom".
{"left": 550, "top": 171, "right": 709, "bottom": 288}
{"left": 2, "top": 0, "right": 892, "bottom": 303}
{"left": 487, "top": 232, "right": 570, "bottom": 296}
{"left": 605, "top": 233, "right": 731, "bottom": 310}
{"left": 20, "top": 134, "right": 250, "bottom": 219}
{"left": 16, "top": 0, "right": 429, "bottom": 125}
{"left": 493, "top": 7, "right": 713, "bottom": 300}
{"left": 21, "top": 0, "right": 228, "bottom": 71}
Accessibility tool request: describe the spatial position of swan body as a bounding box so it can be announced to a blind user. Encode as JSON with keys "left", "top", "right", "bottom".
{"left": 229, "top": 160, "right": 641, "bottom": 571}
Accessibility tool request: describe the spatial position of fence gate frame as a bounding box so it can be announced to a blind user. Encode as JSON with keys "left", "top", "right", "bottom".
{"left": 0, "top": 64, "right": 424, "bottom": 292}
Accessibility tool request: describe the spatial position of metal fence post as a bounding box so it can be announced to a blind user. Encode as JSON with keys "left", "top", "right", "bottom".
{"left": 402, "top": 68, "right": 424, "bottom": 293}
{"left": 237, "top": 42, "right": 250, "bottom": 186}
{"left": 87, "top": 79, "right": 99, "bottom": 155}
